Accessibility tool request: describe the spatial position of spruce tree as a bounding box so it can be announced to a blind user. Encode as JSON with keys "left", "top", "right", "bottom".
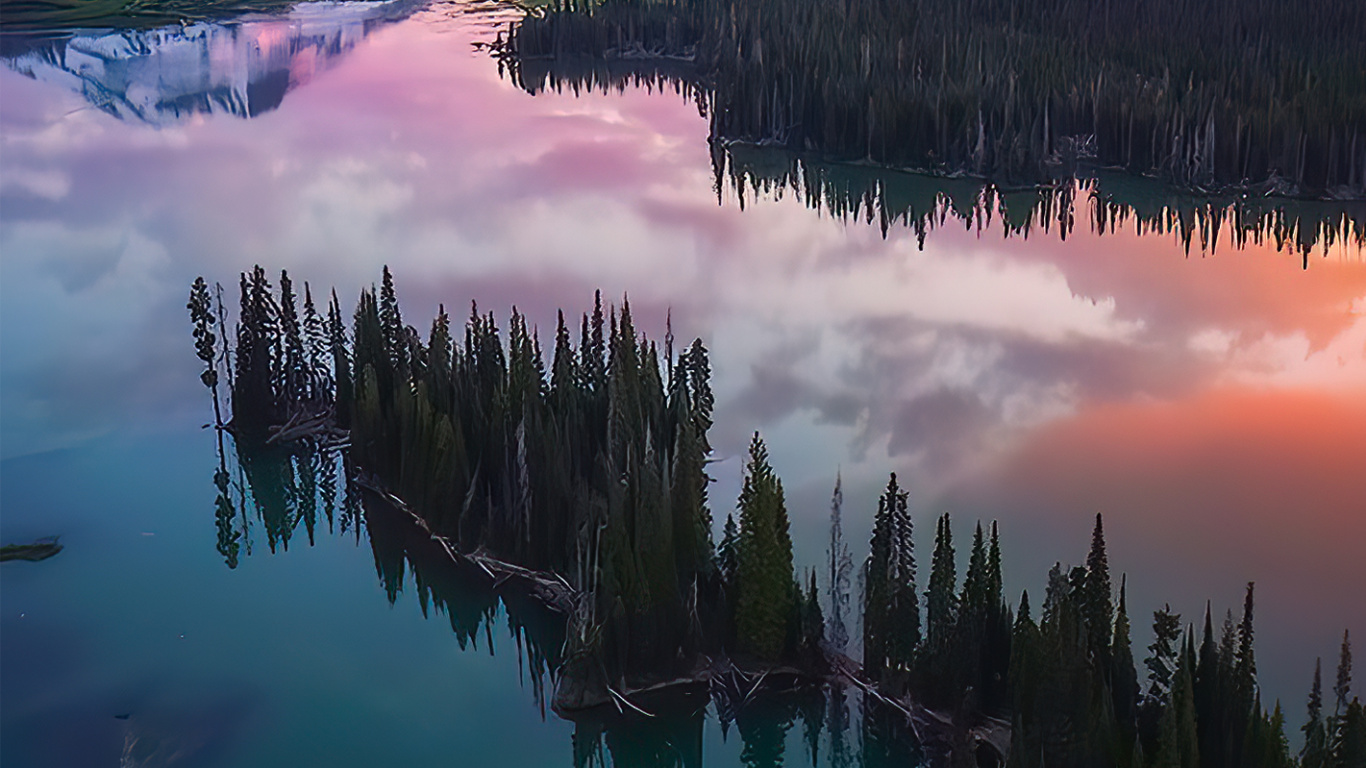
{"left": 925, "top": 512, "right": 958, "bottom": 651}
{"left": 826, "top": 472, "right": 853, "bottom": 654}
{"left": 1156, "top": 631, "right": 1200, "bottom": 768}
{"left": 1336, "top": 630, "right": 1354, "bottom": 716}
{"left": 986, "top": 521, "right": 1003, "bottom": 613}
{"left": 1146, "top": 607, "right": 1183, "bottom": 705}
{"left": 863, "top": 473, "right": 917, "bottom": 679}
{"left": 962, "top": 522, "right": 988, "bottom": 618}
{"left": 188, "top": 277, "right": 222, "bottom": 426}
{"left": 1331, "top": 630, "right": 1355, "bottom": 765}
{"left": 1237, "top": 582, "right": 1258, "bottom": 701}
{"left": 301, "top": 283, "right": 331, "bottom": 403}
{"left": 1335, "top": 698, "right": 1366, "bottom": 768}
{"left": 734, "top": 433, "right": 794, "bottom": 662}
{"left": 719, "top": 513, "right": 739, "bottom": 587}
{"left": 803, "top": 570, "right": 825, "bottom": 656}
{"left": 1194, "top": 601, "right": 1227, "bottom": 768}
{"left": 1112, "top": 575, "right": 1140, "bottom": 743}
{"left": 327, "top": 289, "right": 352, "bottom": 427}
{"left": 378, "top": 265, "right": 405, "bottom": 373}
{"left": 1303, "top": 660, "right": 1329, "bottom": 768}
{"left": 1084, "top": 513, "right": 1113, "bottom": 666}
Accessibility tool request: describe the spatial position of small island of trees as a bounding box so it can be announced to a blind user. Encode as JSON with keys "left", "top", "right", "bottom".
{"left": 190, "top": 267, "right": 1365, "bottom": 767}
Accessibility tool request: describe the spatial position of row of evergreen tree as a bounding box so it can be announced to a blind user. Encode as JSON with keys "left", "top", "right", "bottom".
{"left": 191, "top": 268, "right": 1363, "bottom": 765}
{"left": 196, "top": 267, "right": 830, "bottom": 694}
{"left": 714, "top": 149, "right": 1365, "bottom": 261}
{"left": 494, "top": 0, "right": 1366, "bottom": 198}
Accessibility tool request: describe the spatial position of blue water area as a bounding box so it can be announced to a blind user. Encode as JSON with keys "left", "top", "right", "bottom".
{"left": 3, "top": 428, "right": 876, "bottom": 767}
{"left": 0, "top": 428, "right": 583, "bottom": 767}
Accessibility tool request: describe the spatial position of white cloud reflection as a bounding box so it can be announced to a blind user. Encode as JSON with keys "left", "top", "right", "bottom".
{"left": 2, "top": 5, "right": 1363, "bottom": 712}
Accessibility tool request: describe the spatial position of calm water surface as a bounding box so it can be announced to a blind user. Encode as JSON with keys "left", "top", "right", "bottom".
{"left": 2, "top": 1, "right": 1364, "bottom": 765}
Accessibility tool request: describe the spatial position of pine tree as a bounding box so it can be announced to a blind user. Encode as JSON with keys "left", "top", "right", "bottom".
{"left": 719, "top": 513, "right": 739, "bottom": 587}
{"left": 922, "top": 512, "right": 958, "bottom": 700}
{"left": 962, "top": 522, "right": 988, "bottom": 618}
{"left": 1084, "top": 513, "right": 1113, "bottom": 666}
{"left": 1156, "top": 631, "right": 1200, "bottom": 768}
{"left": 327, "top": 289, "right": 353, "bottom": 427}
{"left": 986, "top": 521, "right": 1003, "bottom": 614}
{"left": 826, "top": 472, "right": 853, "bottom": 654}
{"left": 301, "top": 283, "right": 331, "bottom": 404}
{"left": 378, "top": 265, "right": 405, "bottom": 374}
{"left": 862, "top": 473, "right": 917, "bottom": 679}
{"left": 1267, "top": 700, "right": 1293, "bottom": 768}
{"left": 803, "top": 569, "right": 825, "bottom": 655}
{"left": 1237, "top": 583, "right": 1258, "bottom": 702}
{"left": 1303, "top": 660, "right": 1329, "bottom": 768}
{"left": 1112, "top": 575, "right": 1140, "bottom": 743}
{"left": 1336, "top": 630, "right": 1354, "bottom": 716}
{"left": 1194, "top": 601, "right": 1227, "bottom": 768}
{"left": 1331, "top": 630, "right": 1355, "bottom": 765}
{"left": 1008, "top": 590, "right": 1043, "bottom": 767}
{"left": 925, "top": 512, "right": 958, "bottom": 651}
{"left": 734, "top": 433, "right": 794, "bottom": 662}
{"left": 188, "top": 277, "right": 222, "bottom": 427}
{"left": 1146, "top": 607, "right": 1183, "bottom": 705}
{"left": 277, "top": 270, "right": 307, "bottom": 405}
{"left": 1335, "top": 698, "right": 1366, "bottom": 768}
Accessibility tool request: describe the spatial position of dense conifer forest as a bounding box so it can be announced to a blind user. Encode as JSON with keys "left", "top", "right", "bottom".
{"left": 493, "top": 0, "right": 1366, "bottom": 197}
{"left": 190, "top": 269, "right": 1365, "bottom": 767}
{"left": 484, "top": 0, "right": 1366, "bottom": 259}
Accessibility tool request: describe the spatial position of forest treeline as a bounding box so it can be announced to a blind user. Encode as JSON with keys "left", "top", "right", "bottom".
{"left": 190, "top": 268, "right": 1365, "bottom": 767}
{"left": 492, "top": 0, "right": 1366, "bottom": 200}
{"left": 716, "top": 149, "right": 1366, "bottom": 260}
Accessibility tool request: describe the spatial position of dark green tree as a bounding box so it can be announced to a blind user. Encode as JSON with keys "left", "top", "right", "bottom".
{"left": 1304, "top": 659, "right": 1330, "bottom": 768}
{"left": 1084, "top": 513, "right": 1113, "bottom": 666}
{"left": 734, "top": 433, "right": 794, "bottom": 661}
{"left": 188, "top": 277, "right": 223, "bottom": 427}
{"left": 1111, "top": 575, "right": 1139, "bottom": 747}
{"left": 862, "top": 472, "right": 917, "bottom": 680}
{"left": 826, "top": 472, "right": 853, "bottom": 654}
{"left": 1147, "top": 607, "right": 1184, "bottom": 706}
{"left": 1156, "top": 631, "right": 1200, "bottom": 768}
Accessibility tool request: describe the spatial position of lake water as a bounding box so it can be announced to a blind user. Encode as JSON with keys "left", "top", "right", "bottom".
{"left": 2, "top": 1, "right": 1364, "bottom": 765}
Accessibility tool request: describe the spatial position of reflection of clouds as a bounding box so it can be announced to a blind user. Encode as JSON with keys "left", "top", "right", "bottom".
{"left": 943, "top": 387, "right": 1366, "bottom": 714}
{"left": 1222, "top": 298, "right": 1366, "bottom": 392}
{"left": 0, "top": 5, "right": 1362, "bottom": 476}
{"left": 0, "top": 219, "right": 193, "bottom": 456}
{"left": 284, "top": 157, "right": 416, "bottom": 262}
{"left": 0, "top": 167, "right": 70, "bottom": 200}
{"left": 2, "top": 4, "right": 1363, "bottom": 715}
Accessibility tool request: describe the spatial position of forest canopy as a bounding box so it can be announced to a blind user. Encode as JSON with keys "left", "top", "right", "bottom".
{"left": 189, "top": 268, "right": 1365, "bottom": 767}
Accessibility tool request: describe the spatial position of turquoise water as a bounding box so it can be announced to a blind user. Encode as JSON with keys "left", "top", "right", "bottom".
{"left": 2, "top": 429, "right": 583, "bottom": 766}
{"left": 2, "top": 0, "right": 1364, "bottom": 764}
{"left": 1, "top": 431, "right": 878, "bottom": 766}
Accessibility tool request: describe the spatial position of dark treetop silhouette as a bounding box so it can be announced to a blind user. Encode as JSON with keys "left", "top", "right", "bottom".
{"left": 485, "top": 0, "right": 1366, "bottom": 260}
{"left": 190, "top": 268, "right": 1364, "bottom": 767}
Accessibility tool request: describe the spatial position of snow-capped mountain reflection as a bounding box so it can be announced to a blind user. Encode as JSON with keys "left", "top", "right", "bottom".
{"left": 3, "top": 0, "right": 423, "bottom": 125}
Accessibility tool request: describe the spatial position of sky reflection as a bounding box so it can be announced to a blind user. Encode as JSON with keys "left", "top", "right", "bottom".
{"left": 1, "top": 2, "right": 1363, "bottom": 716}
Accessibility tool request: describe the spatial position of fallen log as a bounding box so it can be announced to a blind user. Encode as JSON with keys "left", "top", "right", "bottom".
{"left": 1, "top": 536, "right": 63, "bottom": 562}
{"left": 352, "top": 473, "right": 581, "bottom": 616}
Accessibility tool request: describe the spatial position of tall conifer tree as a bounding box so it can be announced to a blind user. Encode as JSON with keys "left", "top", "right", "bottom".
{"left": 1085, "top": 513, "right": 1114, "bottom": 666}
{"left": 734, "top": 434, "right": 794, "bottom": 661}
{"left": 826, "top": 472, "right": 853, "bottom": 654}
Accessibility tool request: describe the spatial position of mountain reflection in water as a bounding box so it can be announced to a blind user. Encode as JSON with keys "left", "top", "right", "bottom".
{"left": 1, "top": 0, "right": 422, "bottom": 124}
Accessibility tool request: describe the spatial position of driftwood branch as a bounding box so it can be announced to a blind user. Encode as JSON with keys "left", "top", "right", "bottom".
{"left": 353, "top": 474, "right": 582, "bottom": 617}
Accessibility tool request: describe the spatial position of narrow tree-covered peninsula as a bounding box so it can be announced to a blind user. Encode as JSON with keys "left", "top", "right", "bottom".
{"left": 189, "top": 268, "right": 1365, "bottom": 767}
